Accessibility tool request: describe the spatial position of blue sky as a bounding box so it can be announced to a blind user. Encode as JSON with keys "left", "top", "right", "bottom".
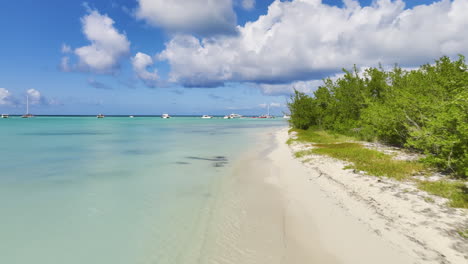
{"left": 0, "top": 0, "right": 464, "bottom": 115}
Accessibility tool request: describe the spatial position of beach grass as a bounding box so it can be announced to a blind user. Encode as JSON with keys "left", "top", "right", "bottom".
{"left": 458, "top": 229, "right": 468, "bottom": 239}
{"left": 417, "top": 181, "right": 468, "bottom": 209}
{"left": 311, "top": 142, "right": 424, "bottom": 180}
{"left": 289, "top": 128, "right": 424, "bottom": 180}
{"left": 290, "top": 127, "right": 353, "bottom": 144}
{"left": 289, "top": 128, "right": 468, "bottom": 208}
{"left": 294, "top": 149, "right": 314, "bottom": 158}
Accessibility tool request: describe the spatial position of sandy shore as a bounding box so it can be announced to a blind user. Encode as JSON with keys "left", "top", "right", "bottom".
{"left": 193, "top": 127, "right": 467, "bottom": 264}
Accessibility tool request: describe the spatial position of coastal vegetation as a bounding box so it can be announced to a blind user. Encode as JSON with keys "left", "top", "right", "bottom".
{"left": 288, "top": 56, "right": 468, "bottom": 179}
{"left": 289, "top": 128, "right": 468, "bottom": 209}
{"left": 290, "top": 128, "right": 424, "bottom": 180}
{"left": 287, "top": 56, "right": 468, "bottom": 208}
{"left": 418, "top": 181, "right": 468, "bottom": 209}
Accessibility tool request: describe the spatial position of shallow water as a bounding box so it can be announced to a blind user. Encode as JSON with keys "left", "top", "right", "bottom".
{"left": 0, "top": 117, "right": 286, "bottom": 264}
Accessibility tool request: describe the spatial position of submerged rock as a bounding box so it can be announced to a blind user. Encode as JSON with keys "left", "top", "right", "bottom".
{"left": 185, "top": 156, "right": 229, "bottom": 168}
{"left": 185, "top": 156, "right": 228, "bottom": 162}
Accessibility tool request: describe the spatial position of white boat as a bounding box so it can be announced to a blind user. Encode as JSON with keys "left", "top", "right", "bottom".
{"left": 161, "top": 113, "right": 171, "bottom": 119}
{"left": 129, "top": 115, "right": 134, "bottom": 118}
{"left": 97, "top": 114, "right": 105, "bottom": 118}
{"left": 283, "top": 115, "right": 290, "bottom": 119}
{"left": 1, "top": 114, "right": 9, "bottom": 118}
{"left": 223, "top": 113, "right": 241, "bottom": 119}
{"left": 201, "top": 115, "right": 213, "bottom": 119}
{"left": 228, "top": 113, "right": 242, "bottom": 119}
{"left": 21, "top": 95, "right": 33, "bottom": 118}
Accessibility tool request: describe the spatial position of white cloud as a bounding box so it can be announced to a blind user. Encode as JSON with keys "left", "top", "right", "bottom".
{"left": 242, "top": 0, "right": 255, "bottom": 10}
{"left": 259, "top": 102, "right": 281, "bottom": 108}
{"left": 131, "top": 52, "right": 159, "bottom": 87}
{"left": 0, "top": 89, "right": 56, "bottom": 107}
{"left": 135, "top": 0, "right": 237, "bottom": 36}
{"left": 27, "top": 89, "right": 42, "bottom": 105}
{"left": 270, "top": 102, "right": 281, "bottom": 108}
{"left": 26, "top": 89, "right": 59, "bottom": 106}
{"left": 0, "top": 88, "right": 14, "bottom": 105}
{"left": 258, "top": 70, "right": 350, "bottom": 95}
{"left": 158, "top": 0, "right": 468, "bottom": 88}
{"left": 61, "top": 44, "right": 72, "bottom": 53}
{"left": 60, "top": 56, "right": 71, "bottom": 72}
{"left": 72, "top": 9, "right": 130, "bottom": 73}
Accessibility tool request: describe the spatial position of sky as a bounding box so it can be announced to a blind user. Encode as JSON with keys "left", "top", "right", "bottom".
{"left": 0, "top": 0, "right": 467, "bottom": 115}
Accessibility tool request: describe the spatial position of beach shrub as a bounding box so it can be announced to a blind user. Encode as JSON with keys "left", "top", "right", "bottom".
{"left": 287, "top": 56, "right": 468, "bottom": 178}
{"left": 287, "top": 90, "right": 316, "bottom": 129}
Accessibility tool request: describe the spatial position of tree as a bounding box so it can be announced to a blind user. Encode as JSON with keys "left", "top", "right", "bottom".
{"left": 287, "top": 90, "right": 316, "bottom": 129}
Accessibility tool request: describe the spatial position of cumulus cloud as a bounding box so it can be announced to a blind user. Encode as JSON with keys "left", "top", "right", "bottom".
{"left": 65, "top": 9, "right": 130, "bottom": 73}
{"left": 0, "top": 89, "right": 56, "bottom": 107}
{"left": 258, "top": 70, "right": 351, "bottom": 95}
{"left": 157, "top": 0, "right": 468, "bottom": 88}
{"left": 242, "top": 0, "right": 255, "bottom": 10}
{"left": 0, "top": 88, "right": 14, "bottom": 105}
{"left": 27, "top": 89, "right": 44, "bottom": 105}
{"left": 131, "top": 52, "right": 159, "bottom": 88}
{"left": 135, "top": 0, "right": 237, "bottom": 36}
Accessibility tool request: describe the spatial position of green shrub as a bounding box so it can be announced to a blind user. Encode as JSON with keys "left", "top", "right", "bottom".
{"left": 287, "top": 56, "right": 468, "bottom": 178}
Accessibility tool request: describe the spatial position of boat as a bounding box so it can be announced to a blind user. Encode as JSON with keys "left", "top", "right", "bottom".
{"left": 129, "top": 115, "right": 134, "bottom": 118}
{"left": 1, "top": 114, "right": 9, "bottom": 118}
{"left": 96, "top": 114, "right": 105, "bottom": 118}
{"left": 223, "top": 113, "right": 242, "bottom": 119}
{"left": 283, "top": 115, "right": 291, "bottom": 119}
{"left": 21, "top": 95, "right": 33, "bottom": 118}
{"left": 229, "top": 113, "right": 242, "bottom": 119}
{"left": 201, "top": 115, "right": 213, "bottom": 119}
{"left": 257, "top": 105, "right": 275, "bottom": 118}
{"left": 260, "top": 104, "right": 275, "bottom": 118}
{"left": 161, "top": 113, "right": 171, "bottom": 119}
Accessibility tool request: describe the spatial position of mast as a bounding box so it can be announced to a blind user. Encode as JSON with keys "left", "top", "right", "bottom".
{"left": 267, "top": 103, "right": 270, "bottom": 116}
{"left": 26, "top": 95, "right": 29, "bottom": 114}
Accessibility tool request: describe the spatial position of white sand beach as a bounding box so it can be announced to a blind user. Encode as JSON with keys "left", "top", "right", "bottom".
{"left": 196, "top": 128, "right": 467, "bottom": 264}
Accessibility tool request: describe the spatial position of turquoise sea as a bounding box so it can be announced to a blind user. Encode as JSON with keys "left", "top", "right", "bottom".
{"left": 0, "top": 117, "right": 286, "bottom": 264}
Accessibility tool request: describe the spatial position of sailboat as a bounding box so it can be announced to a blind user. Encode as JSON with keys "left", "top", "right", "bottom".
{"left": 259, "top": 104, "right": 274, "bottom": 118}
{"left": 21, "top": 95, "right": 33, "bottom": 118}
